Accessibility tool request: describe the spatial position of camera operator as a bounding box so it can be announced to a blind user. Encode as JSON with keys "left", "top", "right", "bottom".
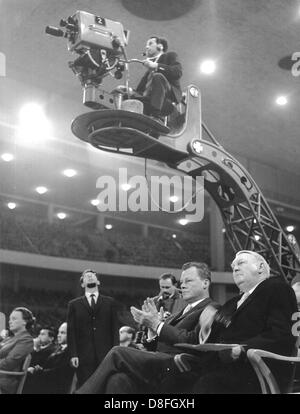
{"left": 135, "top": 36, "right": 183, "bottom": 123}
{"left": 152, "top": 273, "right": 186, "bottom": 320}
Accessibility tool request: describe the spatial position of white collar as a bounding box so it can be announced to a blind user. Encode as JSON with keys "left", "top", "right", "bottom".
{"left": 85, "top": 291, "right": 99, "bottom": 299}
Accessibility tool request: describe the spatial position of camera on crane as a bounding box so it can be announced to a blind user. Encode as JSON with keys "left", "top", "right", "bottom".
{"left": 46, "top": 11, "right": 130, "bottom": 108}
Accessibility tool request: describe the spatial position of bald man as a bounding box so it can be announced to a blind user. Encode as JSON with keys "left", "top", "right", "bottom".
{"left": 191, "top": 250, "right": 298, "bottom": 394}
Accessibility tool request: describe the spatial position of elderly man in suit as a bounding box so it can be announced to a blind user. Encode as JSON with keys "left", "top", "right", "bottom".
{"left": 135, "top": 36, "right": 182, "bottom": 122}
{"left": 188, "top": 250, "right": 299, "bottom": 394}
{"left": 75, "top": 262, "right": 216, "bottom": 394}
{"left": 67, "top": 269, "right": 119, "bottom": 387}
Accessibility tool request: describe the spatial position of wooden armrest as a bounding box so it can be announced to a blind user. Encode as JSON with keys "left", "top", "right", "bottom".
{"left": 247, "top": 349, "right": 300, "bottom": 363}
{"left": 0, "top": 370, "right": 25, "bottom": 376}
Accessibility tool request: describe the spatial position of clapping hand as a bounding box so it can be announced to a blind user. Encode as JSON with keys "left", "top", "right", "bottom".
{"left": 131, "top": 298, "right": 161, "bottom": 331}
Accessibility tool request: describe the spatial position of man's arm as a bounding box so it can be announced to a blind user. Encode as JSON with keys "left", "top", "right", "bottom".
{"left": 156, "top": 52, "right": 182, "bottom": 81}
{"left": 244, "top": 282, "right": 298, "bottom": 354}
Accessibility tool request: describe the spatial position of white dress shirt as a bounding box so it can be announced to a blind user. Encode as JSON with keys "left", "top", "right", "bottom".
{"left": 85, "top": 291, "right": 99, "bottom": 307}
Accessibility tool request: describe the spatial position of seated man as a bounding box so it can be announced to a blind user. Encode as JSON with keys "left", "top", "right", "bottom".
{"left": 152, "top": 272, "right": 186, "bottom": 319}
{"left": 135, "top": 36, "right": 182, "bottom": 122}
{"left": 28, "top": 327, "right": 56, "bottom": 372}
{"left": 119, "top": 326, "right": 138, "bottom": 349}
{"left": 76, "top": 262, "right": 216, "bottom": 393}
{"left": 189, "top": 250, "right": 299, "bottom": 394}
{"left": 23, "top": 322, "right": 74, "bottom": 394}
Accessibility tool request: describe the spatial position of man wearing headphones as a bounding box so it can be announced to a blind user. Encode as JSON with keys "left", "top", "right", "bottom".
{"left": 67, "top": 269, "right": 119, "bottom": 387}
{"left": 135, "top": 36, "right": 182, "bottom": 122}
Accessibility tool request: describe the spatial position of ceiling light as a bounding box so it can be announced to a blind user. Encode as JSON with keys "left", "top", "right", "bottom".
{"left": 286, "top": 225, "right": 295, "bottom": 232}
{"left": 105, "top": 224, "right": 113, "bottom": 230}
{"left": 200, "top": 60, "right": 216, "bottom": 74}
{"left": 63, "top": 169, "right": 77, "bottom": 178}
{"left": 170, "top": 196, "right": 179, "bottom": 203}
{"left": 275, "top": 96, "right": 288, "bottom": 106}
{"left": 1, "top": 153, "right": 14, "bottom": 162}
{"left": 7, "top": 202, "right": 16, "bottom": 210}
{"left": 57, "top": 212, "right": 67, "bottom": 220}
{"left": 172, "top": 234, "right": 177, "bottom": 239}
{"left": 121, "top": 183, "right": 131, "bottom": 191}
{"left": 35, "top": 186, "right": 48, "bottom": 195}
{"left": 90, "top": 199, "right": 100, "bottom": 206}
{"left": 179, "top": 218, "right": 188, "bottom": 226}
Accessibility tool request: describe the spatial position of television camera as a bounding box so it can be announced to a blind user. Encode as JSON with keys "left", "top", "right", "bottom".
{"left": 46, "top": 10, "right": 137, "bottom": 109}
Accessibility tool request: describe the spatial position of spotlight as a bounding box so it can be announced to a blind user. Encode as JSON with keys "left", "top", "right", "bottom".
{"left": 57, "top": 212, "right": 67, "bottom": 220}
{"left": 35, "top": 186, "right": 48, "bottom": 195}
{"left": 1, "top": 153, "right": 14, "bottom": 162}
{"left": 200, "top": 60, "right": 216, "bottom": 75}
{"left": 286, "top": 225, "right": 295, "bottom": 232}
{"left": 63, "top": 169, "right": 77, "bottom": 178}
{"left": 179, "top": 218, "right": 188, "bottom": 226}
{"left": 7, "top": 202, "right": 16, "bottom": 210}
{"left": 275, "top": 96, "right": 288, "bottom": 106}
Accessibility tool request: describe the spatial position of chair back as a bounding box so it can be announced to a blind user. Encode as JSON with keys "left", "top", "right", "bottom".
{"left": 15, "top": 354, "right": 32, "bottom": 394}
{"left": 247, "top": 349, "right": 300, "bottom": 394}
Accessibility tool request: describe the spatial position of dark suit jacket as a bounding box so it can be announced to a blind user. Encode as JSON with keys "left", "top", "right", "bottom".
{"left": 0, "top": 330, "right": 33, "bottom": 394}
{"left": 67, "top": 294, "right": 119, "bottom": 372}
{"left": 146, "top": 298, "right": 216, "bottom": 354}
{"left": 136, "top": 51, "right": 182, "bottom": 103}
{"left": 30, "top": 343, "right": 56, "bottom": 368}
{"left": 24, "top": 345, "right": 74, "bottom": 394}
{"left": 205, "top": 277, "right": 298, "bottom": 392}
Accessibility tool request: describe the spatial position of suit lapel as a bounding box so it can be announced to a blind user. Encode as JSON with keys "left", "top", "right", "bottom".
{"left": 168, "top": 298, "right": 211, "bottom": 325}
{"left": 80, "top": 296, "right": 92, "bottom": 314}
{"left": 232, "top": 279, "right": 267, "bottom": 317}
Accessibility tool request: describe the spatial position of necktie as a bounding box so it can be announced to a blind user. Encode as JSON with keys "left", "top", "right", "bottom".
{"left": 237, "top": 292, "right": 250, "bottom": 309}
{"left": 90, "top": 294, "right": 96, "bottom": 309}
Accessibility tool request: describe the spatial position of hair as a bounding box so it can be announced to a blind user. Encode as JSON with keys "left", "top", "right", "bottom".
{"left": 13, "top": 307, "right": 35, "bottom": 331}
{"left": 119, "top": 326, "right": 136, "bottom": 339}
{"left": 40, "top": 327, "right": 56, "bottom": 339}
{"left": 150, "top": 36, "right": 168, "bottom": 52}
{"left": 181, "top": 262, "right": 211, "bottom": 283}
{"left": 80, "top": 269, "right": 98, "bottom": 284}
{"left": 159, "top": 272, "right": 177, "bottom": 285}
{"left": 233, "top": 250, "right": 270, "bottom": 277}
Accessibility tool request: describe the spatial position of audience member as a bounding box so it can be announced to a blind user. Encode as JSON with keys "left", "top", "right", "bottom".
{"left": 75, "top": 262, "right": 215, "bottom": 394}
{"left": 152, "top": 273, "right": 186, "bottom": 319}
{"left": 23, "top": 322, "right": 74, "bottom": 394}
{"left": 189, "top": 250, "right": 298, "bottom": 394}
{"left": 0, "top": 307, "right": 34, "bottom": 394}
{"left": 119, "top": 326, "right": 138, "bottom": 348}
{"left": 67, "top": 269, "right": 119, "bottom": 387}
{"left": 28, "top": 327, "right": 56, "bottom": 373}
